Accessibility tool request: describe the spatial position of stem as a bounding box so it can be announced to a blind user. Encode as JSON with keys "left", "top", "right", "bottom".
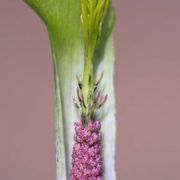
{"left": 82, "top": 45, "right": 94, "bottom": 122}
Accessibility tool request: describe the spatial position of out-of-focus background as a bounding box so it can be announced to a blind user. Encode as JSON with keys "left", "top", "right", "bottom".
{"left": 0, "top": 0, "right": 180, "bottom": 179}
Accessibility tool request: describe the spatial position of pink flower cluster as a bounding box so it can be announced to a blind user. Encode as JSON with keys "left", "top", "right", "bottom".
{"left": 71, "top": 120, "right": 103, "bottom": 180}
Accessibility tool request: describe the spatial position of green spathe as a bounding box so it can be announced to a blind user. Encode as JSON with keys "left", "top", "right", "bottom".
{"left": 25, "top": 0, "right": 116, "bottom": 179}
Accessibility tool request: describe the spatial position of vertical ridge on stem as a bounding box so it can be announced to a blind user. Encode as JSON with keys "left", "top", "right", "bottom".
{"left": 53, "top": 57, "right": 67, "bottom": 180}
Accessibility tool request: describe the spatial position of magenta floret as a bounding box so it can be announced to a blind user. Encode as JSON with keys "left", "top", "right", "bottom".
{"left": 71, "top": 121, "right": 103, "bottom": 180}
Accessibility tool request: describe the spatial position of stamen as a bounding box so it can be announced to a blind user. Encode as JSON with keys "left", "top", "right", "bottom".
{"left": 76, "top": 74, "right": 82, "bottom": 89}
{"left": 95, "top": 72, "right": 104, "bottom": 86}
{"left": 77, "top": 87, "right": 83, "bottom": 102}
{"left": 73, "top": 97, "right": 80, "bottom": 109}
{"left": 94, "top": 91, "right": 101, "bottom": 103}
{"left": 98, "top": 94, "right": 108, "bottom": 108}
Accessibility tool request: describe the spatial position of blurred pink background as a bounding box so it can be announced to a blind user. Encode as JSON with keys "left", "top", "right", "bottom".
{"left": 0, "top": 0, "right": 180, "bottom": 180}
